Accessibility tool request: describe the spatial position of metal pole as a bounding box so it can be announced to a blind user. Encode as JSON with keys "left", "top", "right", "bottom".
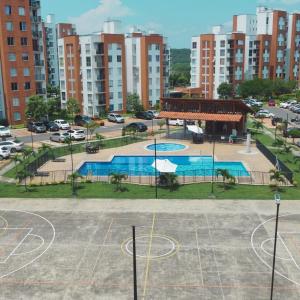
{"left": 270, "top": 202, "right": 280, "bottom": 300}
{"left": 30, "top": 129, "right": 34, "bottom": 150}
{"left": 152, "top": 118, "right": 154, "bottom": 134}
{"left": 69, "top": 138, "right": 76, "bottom": 197}
{"left": 154, "top": 138, "right": 158, "bottom": 199}
{"left": 132, "top": 226, "right": 138, "bottom": 300}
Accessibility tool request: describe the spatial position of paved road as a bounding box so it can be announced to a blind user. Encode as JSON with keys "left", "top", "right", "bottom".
{"left": 14, "top": 119, "right": 160, "bottom": 143}
{"left": 267, "top": 106, "right": 300, "bottom": 122}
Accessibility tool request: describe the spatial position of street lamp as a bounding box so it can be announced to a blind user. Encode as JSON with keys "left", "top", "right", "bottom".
{"left": 270, "top": 193, "right": 281, "bottom": 300}
{"left": 154, "top": 138, "right": 158, "bottom": 199}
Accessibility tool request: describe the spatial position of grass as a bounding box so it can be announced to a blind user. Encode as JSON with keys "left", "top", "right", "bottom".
{"left": 1, "top": 181, "right": 298, "bottom": 199}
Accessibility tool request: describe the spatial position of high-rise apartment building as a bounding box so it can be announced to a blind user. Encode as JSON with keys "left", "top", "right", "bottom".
{"left": 58, "top": 21, "right": 169, "bottom": 116}
{"left": 126, "top": 29, "right": 170, "bottom": 109}
{"left": 191, "top": 6, "right": 300, "bottom": 99}
{"left": 0, "top": 0, "right": 46, "bottom": 124}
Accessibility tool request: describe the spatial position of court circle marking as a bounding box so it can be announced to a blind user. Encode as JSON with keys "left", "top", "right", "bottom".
{"left": 121, "top": 234, "right": 180, "bottom": 260}
{"left": 0, "top": 210, "right": 55, "bottom": 279}
{"left": 251, "top": 213, "right": 300, "bottom": 286}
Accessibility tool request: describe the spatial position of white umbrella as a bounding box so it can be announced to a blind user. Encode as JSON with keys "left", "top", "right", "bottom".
{"left": 151, "top": 159, "right": 178, "bottom": 173}
{"left": 187, "top": 125, "right": 203, "bottom": 134}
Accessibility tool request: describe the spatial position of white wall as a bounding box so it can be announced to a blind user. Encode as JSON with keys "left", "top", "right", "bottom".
{"left": 190, "top": 37, "right": 200, "bottom": 88}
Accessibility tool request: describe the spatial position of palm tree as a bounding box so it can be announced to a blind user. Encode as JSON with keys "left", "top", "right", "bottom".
{"left": 110, "top": 173, "right": 128, "bottom": 191}
{"left": 158, "top": 173, "right": 179, "bottom": 191}
{"left": 65, "top": 137, "right": 75, "bottom": 196}
{"left": 22, "top": 147, "right": 34, "bottom": 160}
{"left": 38, "top": 143, "right": 54, "bottom": 159}
{"left": 269, "top": 169, "right": 286, "bottom": 191}
{"left": 67, "top": 172, "right": 83, "bottom": 194}
{"left": 216, "top": 168, "right": 236, "bottom": 189}
{"left": 15, "top": 168, "right": 33, "bottom": 191}
{"left": 95, "top": 133, "right": 105, "bottom": 147}
{"left": 251, "top": 119, "right": 263, "bottom": 134}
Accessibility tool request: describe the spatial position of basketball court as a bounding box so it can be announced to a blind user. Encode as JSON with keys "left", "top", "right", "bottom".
{"left": 0, "top": 199, "right": 299, "bottom": 299}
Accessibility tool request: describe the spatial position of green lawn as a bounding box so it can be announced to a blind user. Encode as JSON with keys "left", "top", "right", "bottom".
{"left": 0, "top": 182, "right": 298, "bottom": 200}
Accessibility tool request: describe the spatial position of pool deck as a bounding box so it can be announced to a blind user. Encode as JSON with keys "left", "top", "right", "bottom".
{"left": 33, "top": 139, "right": 274, "bottom": 185}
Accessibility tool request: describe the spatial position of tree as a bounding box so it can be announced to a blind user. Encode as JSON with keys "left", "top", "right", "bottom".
{"left": 269, "top": 169, "right": 286, "bottom": 191}
{"left": 110, "top": 173, "right": 128, "bottom": 192}
{"left": 158, "top": 173, "right": 179, "bottom": 191}
{"left": 65, "top": 137, "right": 76, "bottom": 196}
{"left": 47, "top": 98, "right": 62, "bottom": 119}
{"left": 26, "top": 96, "right": 48, "bottom": 121}
{"left": 216, "top": 169, "right": 235, "bottom": 189}
{"left": 217, "top": 83, "right": 234, "bottom": 99}
{"left": 126, "top": 93, "right": 144, "bottom": 113}
{"left": 67, "top": 172, "right": 83, "bottom": 193}
{"left": 95, "top": 133, "right": 105, "bottom": 147}
{"left": 251, "top": 119, "right": 263, "bottom": 134}
{"left": 85, "top": 121, "right": 99, "bottom": 141}
{"left": 66, "top": 98, "right": 81, "bottom": 122}
{"left": 47, "top": 85, "right": 60, "bottom": 99}
{"left": 15, "top": 168, "right": 33, "bottom": 192}
{"left": 286, "top": 128, "right": 300, "bottom": 144}
{"left": 158, "top": 119, "right": 166, "bottom": 130}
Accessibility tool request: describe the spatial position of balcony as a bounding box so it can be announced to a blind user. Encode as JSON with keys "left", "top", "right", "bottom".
{"left": 36, "top": 88, "right": 46, "bottom": 95}
{"left": 35, "top": 74, "right": 45, "bottom": 81}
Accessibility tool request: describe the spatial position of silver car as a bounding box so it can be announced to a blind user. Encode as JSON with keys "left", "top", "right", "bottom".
{"left": 107, "top": 113, "right": 125, "bottom": 123}
{"left": 0, "top": 140, "right": 24, "bottom": 152}
{"left": 50, "top": 132, "right": 70, "bottom": 143}
{"left": 66, "top": 129, "right": 86, "bottom": 141}
{"left": 0, "top": 146, "right": 10, "bottom": 160}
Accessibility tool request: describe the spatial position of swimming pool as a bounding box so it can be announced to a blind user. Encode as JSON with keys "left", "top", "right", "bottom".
{"left": 146, "top": 143, "right": 187, "bottom": 152}
{"left": 78, "top": 156, "right": 250, "bottom": 177}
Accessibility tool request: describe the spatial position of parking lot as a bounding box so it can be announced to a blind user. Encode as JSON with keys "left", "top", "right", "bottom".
{"left": 0, "top": 199, "right": 299, "bottom": 299}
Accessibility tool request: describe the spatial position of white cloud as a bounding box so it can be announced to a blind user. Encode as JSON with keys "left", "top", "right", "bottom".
{"left": 258, "top": 0, "right": 300, "bottom": 4}
{"left": 69, "top": 0, "right": 133, "bottom": 34}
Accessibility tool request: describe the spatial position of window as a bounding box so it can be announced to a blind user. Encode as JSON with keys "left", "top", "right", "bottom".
{"left": 149, "top": 66, "right": 152, "bottom": 73}
{"left": 86, "top": 57, "right": 91, "bottom": 67}
{"left": 20, "top": 37, "right": 28, "bottom": 46}
{"left": 8, "top": 53, "right": 16, "bottom": 61}
{"left": 85, "top": 44, "right": 90, "bottom": 54}
{"left": 109, "top": 92, "right": 113, "bottom": 99}
{"left": 155, "top": 44, "right": 160, "bottom": 50}
{"left": 156, "top": 55, "right": 160, "bottom": 62}
{"left": 220, "top": 40, "right": 226, "bottom": 47}
{"left": 117, "top": 55, "right": 122, "bottom": 62}
{"left": 10, "top": 68, "right": 17, "bottom": 77}
{"left": 220, "top": 49, "right": 225, "bottom": 56}
{"left": 18, "top": 7, "right": 25, "bottom": 16}
{"left": 108, "top": 56, "right": 112, "bottom": 63}
{"left": 13, "top": 112, "right": 21, "bottom": 121}
{"left": 149, "top": 78, "right": 152, "bottom": 85}
{"left": 86, "top": 69, "right": 91, "bottom": 80}
{"left": 23, "top": 68, "right": 30, "bottom": 76}
{"left": 11, "top": 83, "right": 18, "bottom": 91}
{"left": 192, "top": 42, "right": 197, "bottom": 49}
{"left": 87, "top": 82, "right": 92, "bottom": 92}
{"left": 109, "top": 80, "right": 113, "bottom": 87}
{"left": 118, "top": 92, "right": 122, "bottom": 99}
{"left": 19, "top": 22, "right": 27, "bottom": 31}
{"left": 24, "top": 82, "right": 31, "bottom": 90}
{"left": 12, "top": 98, "right": 20, "bottom": 107}
{"left": 156, "top": 66, "right": 160, "bottom": 73}
{"left": 118, "top": 80, "right": 122, "bottom": 86}
{"left": 148, "top": 55, "right": 152, "bottom": 62}
{"left": 5, "top": 5, "right": 12, "bottom": 16}
{"left": 6, "top": 22, "right": 13, "bottom": 32}
{"left": 7, "top": 37, "right": 14, "bottom": 46}
{"left": 22, "top": 52, "right": 29, "bottom": 61}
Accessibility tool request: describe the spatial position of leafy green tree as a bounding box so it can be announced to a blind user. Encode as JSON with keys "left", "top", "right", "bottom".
{"left": 286, "top": 128, "right": 300, "bottom": 144}
{"left": 15, "top": 168, "right": 33, "bottom": 192}
{"left": 158, "top": 119, "right": 166, "bottom": 130}
{"left": 67, "top": 172, "right": 83, "bottom": 193}
{"left": 47, "top": 85, "right": 60, "bottom": 99}
{"left": 26, "top": 96, "right": 48, "bottom": 121}
{"left": 251, "top": 119, "right": 263, "bottom": 134}
{"left": 47, "top": 98, "right": 62, "bottom": 119}
{"left": 217, "top": 83, "right": 234, "bottom": 99}
{"left": 66, "top": 98, "right": 81, "bottom": 122}
{"left": 85, "top": 121, "right": 99, "bottom": 141}
{"left": 216, "top": 169, "right": 235, "bottom": 189}
{"left": 110, "top": 173, "right": 128, "bottom": 192}
{"left": 158, "top": 173, "right": 179, "bottom": 191}
{"left": 269, "top": 169, "right": 286, "bottom": 191}
{"left": 126, "top": 93, "right": 144, "bottom": 113}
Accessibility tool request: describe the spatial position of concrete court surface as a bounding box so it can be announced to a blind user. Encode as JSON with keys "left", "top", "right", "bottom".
{"left": 0, "top": 199, "right": 299, "bottom": 299}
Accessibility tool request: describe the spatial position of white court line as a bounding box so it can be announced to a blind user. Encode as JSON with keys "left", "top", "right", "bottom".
{"left": 0, "top": 210, "right": 55, "bottom": 280}
{"left": 205, "top": 215, "right": 225, "bottom": 300}
{"left": 12, "top": 234, "right": 45, "bottom": 256}
{"left": 260, "top": 238, "right": 292, "bottom": 261}
{"left": 251, "top": 213, "right": 300, "bottom": 286}
{"left": 195, "top": 229, "right": 204, "bottom": 286}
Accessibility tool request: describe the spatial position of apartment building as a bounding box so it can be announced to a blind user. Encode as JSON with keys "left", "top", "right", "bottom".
{"left": 0, "top": 0, "right": 46, "bottom": 124}
{"left": 57, "top": 23, "right": 76, "bottom": 39}
{"left": 191, "top": 6, "right": 300, "bottom": 99}
{"left": 58, "top": 21, "right": 169, "bottom": 116}
{"left": 126, "top": 29, "right": 170, "bottom": 109}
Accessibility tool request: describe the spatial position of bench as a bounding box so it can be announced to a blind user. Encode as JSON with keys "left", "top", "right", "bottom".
{"left": 52, "top": 158, "right": 66, "bottom": 162}
{"left": 34, "top": 171, "right": 49, "bottom": 177}
{"left": 86, "top": 144, "right": 100, "bottom": 154}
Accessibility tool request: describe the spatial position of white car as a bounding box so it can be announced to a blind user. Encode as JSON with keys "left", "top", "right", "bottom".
{"left": 0, "top": 140, "right": 23, "bottom": 152}
{"left": 50, "top": 132, "right": 70, "bottom": 143}
{"left": 280, "top": 100, "right": 297, "bottom": 109}
{"left": 0, "top": 126, "right": 11, "bottom": 138}
{"left": 107, "top": 113, "right": 125, "bottom": 123}
{"left": 168, "top": 119, "right": 184, "bottom": 126}
{"left": 147, "top": 110, "right": 159, "bottom": 118}
{"left": 54, "top": 119, "right": 70, "bottom": 130}
{"left": 0, "top": 146, "right": 10, "bottom": 160}
{"left": 255, "top": 109, "right": 274, "bottom": 118}
{"left": 67, "top": 129, "right": 86, "bottom": 141}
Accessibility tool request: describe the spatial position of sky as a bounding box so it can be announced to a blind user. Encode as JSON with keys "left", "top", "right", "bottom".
{"left": 41, "top": 0, "right": 300, "bottom": 48}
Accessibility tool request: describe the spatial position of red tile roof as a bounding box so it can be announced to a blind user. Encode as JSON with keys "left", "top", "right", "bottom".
{"left": 158, "top": 111, "right": 243, "bottom": 122}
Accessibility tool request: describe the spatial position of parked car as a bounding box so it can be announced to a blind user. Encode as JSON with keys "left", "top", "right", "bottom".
{"left": 66, "top": 129, "right": 86, "bottom": 141}
{"left": 135, "top": 111, "right": 153, "bottom": 120}
{"left": 290, "top": 104, "right": 300, "bottom": 112}
{"left": 43, "top": 121, "right": 59, "bottom": 132}
{"left": 268, "top": 99, "right": 276, "bottom": 107}
{"left": 294, "top": 107, "right": 300, "bottom": 114}
{"left": 146, "top": 110, "right": 159, "bottom": 118}
{"left": 271, "top": 117, "right": 283, "bottom": 126}
{"left": 124, "top": 122, "right": 148, "bottom": 132}
{"left": 280, "top": 100, "right": 297, "bottom": 109}
{"left": 168, "top": 119, "right": 184, "bottom": 126}
{"left": 54, "top": 119, "right": 71, "bottom": 130}
{"left": 283, "top": 127, "right": 300, "bottom": 138}
{"left": 0, "top": 140, "right": 23, "bottom": 152}
{"left": 0, "top": 146, "right": 10, "bottom": 160}
{"left": 0, "top": 126, "right": 11, "bottom": 138}
{"left": 74, "top": 115, "right": 92, "bottom": 126}
{"left": 50, "top": 132, "right": 70, "bottom": 143}
{"left": 27, "top": 121, "right": 47, "bottom": 133}
{"left": 255, "top": 109, "right": 274, "bottom": 118}
{"left": 107, "top": 113, "right": 125, "bottom": 123}
{"left": 245, "top": 98, "right": 263, "bottom": 108}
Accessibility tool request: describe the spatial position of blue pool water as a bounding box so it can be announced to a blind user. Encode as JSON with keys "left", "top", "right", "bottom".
{"left": 146, "top": 143, "right": 187, "bottom": 152}
{"left": 78, "top": 156, "right": 250, "bottom": 177}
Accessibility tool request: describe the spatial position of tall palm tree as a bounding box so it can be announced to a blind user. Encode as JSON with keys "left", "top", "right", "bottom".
{"left": 216, "top": 168, "right": 235, "bottom": 189}
{"left": 269, "top": 169, "right": 286, "bottom": 190}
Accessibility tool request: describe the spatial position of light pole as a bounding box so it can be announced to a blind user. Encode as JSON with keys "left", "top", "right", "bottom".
{"left": 132, "top": 226, "right": 138, "bottom": 300}
{"left": 270, "top": 193, "right": 281, "bottom": 300}
{"left": 211, "top": 137, "right": 215, "bottom": 194}
{"left": 154, "top": 138, "right": 158, "bottom": 199}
